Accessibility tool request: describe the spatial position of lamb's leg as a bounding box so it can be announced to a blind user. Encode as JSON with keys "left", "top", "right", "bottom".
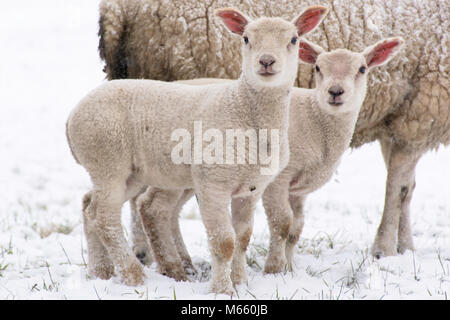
{"left": 138, "top": 188, "right": 187, "bottom": 281}
{"left": 230, "top": 195, "right": 258, "bottom": 286}
{"left": 263, "top": 179, "right": 293, "bottom": 274}
{"left": 196, "top": 187, "right": 235, "bottom": 295}
{"left": 372, "top": 143, "right": 420, "bottom": 258}
{"left": 129, "top": 194, "right": 154, "bottom": 266}
{"left": 82, "top": 191, "right": 114, "bottom": 280}
{"left": 170, "top": 189, "right": 196, "bottom": 275}
{"left": 285, "top": 194, "right": 307, "bottom": 268}
{"left": 87, "top": 187, "right": 145, "bottom": 286}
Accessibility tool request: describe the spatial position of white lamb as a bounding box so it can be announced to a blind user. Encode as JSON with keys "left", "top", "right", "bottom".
{"left": 66, "top": 6, "right": 328, "bottom": 294}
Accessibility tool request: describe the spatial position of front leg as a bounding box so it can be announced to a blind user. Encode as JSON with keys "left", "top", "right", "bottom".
{"left": 230, "top": 195, "right": 259, "bottom": 286}
{"left": 372, "top": 142, "right": 420, "bottom": 258}
{"left": 195, "top": 186, "right": 235, "bottom": 295}
{"left": 262, "top": 178, "right": 292, "bottom": 274}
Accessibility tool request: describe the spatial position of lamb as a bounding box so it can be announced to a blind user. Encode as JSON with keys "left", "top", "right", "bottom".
{"left": 99, "top": 0, "right": 450, "bottom": 258}
{"left": 134, "top": 37, "right": 405, "bottom": 277}
{"left": 67, "top": 6, "right": 329, "bottom": 293}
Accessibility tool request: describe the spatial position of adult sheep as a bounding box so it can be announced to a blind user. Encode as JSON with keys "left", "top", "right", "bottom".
{"left": 99, "top": 0, "right": 450, "bottom": 257}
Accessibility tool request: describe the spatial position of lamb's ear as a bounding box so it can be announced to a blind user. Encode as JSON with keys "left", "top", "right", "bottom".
{"left": 363, "top": 37, "right": 405, "bottom": 69}
{"left": 292, "top": 5, "right": 329, "bottom": 36}
{"left": 215, "top": 8, "right": 250, "bottom": 36}
{"left": 299, "top": 40, "right": 325, "bottom": 65}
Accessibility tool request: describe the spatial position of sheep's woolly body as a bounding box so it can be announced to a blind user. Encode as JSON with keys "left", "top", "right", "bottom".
{"left": 67, "top": 77, "right": 292, "bottom": 291}
{"left": 99, "top": 0, "right": 449, "bottom": 151}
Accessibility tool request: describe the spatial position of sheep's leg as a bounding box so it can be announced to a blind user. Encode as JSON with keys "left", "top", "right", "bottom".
{"left": 263, "top": 180, "right": 293, "bottom": 274}
{"left": 82, "top": 191, "right": 114, "bottom": 280}
{"left": 196, "top": 188, "right": 235, "bottom": 295}
{"left": 129, "top": 194, "right": 154, "bottom": 266}
{"left": 285, "top": 194, "right": 307, "bottom": 268}
{"left": 138, "top": 188, "right": 187, "bottom": 281}
{"left": 372, "top": 143, "right": 420, "bottom": 258}
{"left": 170, "top": 189, "right": 196, "bottom": 275}
{"left": 230, "top": 195, "right": 258, "bottom": 286}
{"left": 87, "top": 187, "right": 145, "bottom": 286}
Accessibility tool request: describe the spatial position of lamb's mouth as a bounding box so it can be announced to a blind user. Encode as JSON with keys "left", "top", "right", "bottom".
{"left": 257, "top": 71, "right": 278, "bottom": 77}
{"left": 328, "top": 100, "right": 344, "bottom": 106}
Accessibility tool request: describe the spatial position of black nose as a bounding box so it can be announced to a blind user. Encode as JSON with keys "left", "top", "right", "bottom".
{"left": 259, "top": 55, "right": 276, "bottom": 68}
{"left": 329, "top": 86, "right": 344, "bottom": 97}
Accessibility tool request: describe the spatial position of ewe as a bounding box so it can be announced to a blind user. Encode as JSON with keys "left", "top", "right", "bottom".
{"left": 100, "top": 0, "right": 450, "bottom": 258}
{"left": 67, "top": 6, "right": 328, "bottom": 293}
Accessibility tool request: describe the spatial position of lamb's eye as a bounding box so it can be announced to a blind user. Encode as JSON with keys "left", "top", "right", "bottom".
{"left": 359, "top": 66, "right": 367, "bottom": 74}
{"left": 291, "top": 37, "right": 298, "bottom": 45}
{"left": 243, "top": 36, "right": 249, "bottom": 44}
{"left": 315, "top": 65, "right": 320, "bottom": 72}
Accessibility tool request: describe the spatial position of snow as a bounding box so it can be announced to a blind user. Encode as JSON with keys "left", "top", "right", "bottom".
{"left": 0, "top": 0, "right": 449, "bottom": 300}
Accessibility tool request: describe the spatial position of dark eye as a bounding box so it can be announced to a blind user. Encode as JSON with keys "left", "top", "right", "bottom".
{"left": 315, "top": 65, "right": 320, "bottom": 72}
{"left": 291, "top": 37, "right": 298, "bottom": 45}
{"left": 359, "top": 66, "right": 367, "bottom": 74}
{"left": 243, "top": 36, "right": 249, "bottom": 44}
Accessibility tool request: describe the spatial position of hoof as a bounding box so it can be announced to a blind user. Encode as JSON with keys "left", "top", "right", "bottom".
{"left": 371, "top": 243, "right": 397, "bottom": 259}
{"left": 264, "top": 257, "right": 286, "bottom": 274}
{"left": 121, "top": 260, "right": 146, "bottom": 286}
{"left": 89, "top": 263, "right": 115, "bottom": 280}
{"left": 160, "top": 263, "right": 188, "bottom": 282}
{"left": 210, "top": 282, "right": 235, "bottom": 296}
{"left": 134, "top": 249, "right": 153, "bottom": 266}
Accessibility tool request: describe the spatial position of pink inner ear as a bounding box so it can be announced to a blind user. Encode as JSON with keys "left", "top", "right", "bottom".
{"left": 217, "top": 10, "right": 247, "bottom": 35}
{"left": 296, "top": 8, "right": 325, "bottom": 36}
{"left": 299, "top": 42, "right": 318, "bottom": 64}
{"left": 367, "top": 41, "right": 399, "bottom": 67}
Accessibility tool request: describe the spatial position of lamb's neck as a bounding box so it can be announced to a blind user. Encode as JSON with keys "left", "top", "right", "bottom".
{"left": 234, "top": 75, "right": 292, "bottom": 131}
{"left": 307, "top": 97, "right": 359, "bottom": 163}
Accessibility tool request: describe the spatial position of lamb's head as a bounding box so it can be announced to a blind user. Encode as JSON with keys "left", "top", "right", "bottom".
{"left": 299, "top": 37, "right": 405, "bottom": 114}
{"left": 215, "top": 6, "right": 328, "bottom": 89}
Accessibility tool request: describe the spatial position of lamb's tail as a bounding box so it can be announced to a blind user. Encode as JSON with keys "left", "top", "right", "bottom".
{"left": 66, "top": 118, "right": 81, "bottom": 165}
{"left": 98, "top": 0, "right": 129, "bottom": 80}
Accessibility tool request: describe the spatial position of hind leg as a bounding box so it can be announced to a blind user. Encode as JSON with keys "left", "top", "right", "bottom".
{"left": 285, "top": 194, "right": 307, "bottom": 268}
{"left": 372, "top": 141, "right": 420, "bottom": 258}
{"left": 170, "top": 189, "right": 196, "bottom": 275}
{"left": 138, "top": 188, "right": 187, "bottom": 281}
{"left": 86, "top": 182, "right": 145, "bottom": 286}
{"left": 129, "top": 194, "right": 154, "bottom": 266}
{"left": 82, "top": 192, "right": 114, "bottom": 280}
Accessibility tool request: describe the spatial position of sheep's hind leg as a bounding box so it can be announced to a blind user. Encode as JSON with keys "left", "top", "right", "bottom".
{"left": 87, "top": 186, "right": 145, "bottom": 286}
{"left": 263, "top": 180, "right": 293, "bottom": 274}
{"left": 285, "top": 194, "right": 307, "bottom": 269}
{"left": 138, "top": 188, "right": 187, "bottom": 281}
{"left": 82, "top": 191, "right": 114, "bottom": 280}
{"left": 231, "top": 195, "right": 259, "bottom": 286}
{"left": 372, "top": 141, "right": 420, "bottom": 258}
{"left": 171, "top": 189, "right": 196, "bottom": 276}
{"left": 129, "top": 194, "right": 154, "bottom": 266}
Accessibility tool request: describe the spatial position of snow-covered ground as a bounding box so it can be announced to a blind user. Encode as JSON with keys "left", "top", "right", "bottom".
{"left": 0, "top": 1, "right": 448, "bottom": 300}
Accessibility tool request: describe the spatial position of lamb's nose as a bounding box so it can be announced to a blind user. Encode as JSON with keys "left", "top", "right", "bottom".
{"left": 329, "top": 86, "right": 345, "bottom": 97}
{"left": 259, "top": 55, "right": 276, "bottom": 68}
